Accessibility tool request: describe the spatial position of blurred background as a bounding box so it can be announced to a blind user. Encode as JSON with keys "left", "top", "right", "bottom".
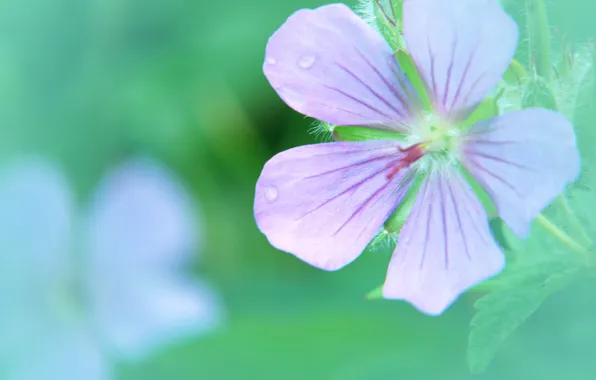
{"left": 0, "top": 0, "right": 595, "bottom": 379}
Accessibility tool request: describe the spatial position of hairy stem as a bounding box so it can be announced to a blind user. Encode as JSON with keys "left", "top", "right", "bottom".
{"left": 556, "top": 196, "right": 592, "bottom": 247}
{"left": 526, "top": 0, "right": 553, "bottom": 81}
{"left": 536, "top": 214, "right": 588, "bottom": 262}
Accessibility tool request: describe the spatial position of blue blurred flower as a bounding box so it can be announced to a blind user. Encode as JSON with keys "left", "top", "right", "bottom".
{"left": 0, "top": 157, "right": 222, "bottom": 380}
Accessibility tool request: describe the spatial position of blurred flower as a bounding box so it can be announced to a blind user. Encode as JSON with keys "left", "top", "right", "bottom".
{"left": 0, "top": 157, "right": 221, "bottom": 380}
{"left": 254, "top": 1, "right": 579, "bottom": 315}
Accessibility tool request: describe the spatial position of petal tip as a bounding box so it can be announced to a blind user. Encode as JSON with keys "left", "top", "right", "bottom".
{"left": 381, "top": 285, "right": 452, "bottom": 316}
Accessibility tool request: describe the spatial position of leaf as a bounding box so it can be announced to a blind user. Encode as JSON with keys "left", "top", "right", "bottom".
{"left": 467, "top": 207, "right": 590, "bottom": 374}
{"left": 467, "top": 283, "right": 547, "bottom": 374}
{"left": 467, "top": 254, "right": 582, "bottom": 374}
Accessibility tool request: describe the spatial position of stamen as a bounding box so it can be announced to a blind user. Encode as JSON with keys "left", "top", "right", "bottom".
{"left": 387, "top": 143, "right": 424, "bottom": 180}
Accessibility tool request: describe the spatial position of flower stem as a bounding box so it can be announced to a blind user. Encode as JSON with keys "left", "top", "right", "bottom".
{"left": 556, "top": 196, "right": 593, "bottom": 247}
{"left": 535, "top": 214, "right": 588, "bottom": 260}
{"left": 526, "top": 0, "right": 553, "bottom": 81}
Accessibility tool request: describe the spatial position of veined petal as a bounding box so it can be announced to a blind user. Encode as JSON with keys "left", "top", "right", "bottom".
{"left": 264, "top": 4, "right": 418, "bottom": 130}
{"left": 403, "top": 0, "right": 517, "bottom": 120}
{"left": 255, "top": 141, "right": 416, "bottom": 271}
{"left": 383, "top": 171, "right": 504, "bottom": 315}
{"left": 460, "top": 108, "right": 580, "bottom": 237}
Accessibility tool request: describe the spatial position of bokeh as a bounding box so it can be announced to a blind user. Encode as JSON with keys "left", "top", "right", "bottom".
{"left": 0, "top": 0, "right": 595, "bottom": 379}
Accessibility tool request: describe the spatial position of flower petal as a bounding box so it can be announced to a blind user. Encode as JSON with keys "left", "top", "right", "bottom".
{"left": 85, "top": 158, "right": 221, "bottom": 357}
{"left": 382, "top": 171, "right": 504, "bottom": 315}
{"left": 6, "top": 329, "right": 109, "bottom": 380}
{"left": 0, "top": 158, "right": 72, "bottom": 280}
{"left": 93, "top": 274, "right": 222, "bottom": 359}
{"left": 264, "top": 4, "right": 417, "bottom": 130}
{"left": 403, "top": 0, "right": 517, "bottom": 119}
{"left": 85, "top": 157, "right": 198, "bottom": 268}
{"left": 460, "top": 108, "right": 580, "bottom": 237}
{"left": 0, "top": 159, "right": 73, "bottom": 347}
{"left": 255, "top": 141, "right": 415, "bottom": 271}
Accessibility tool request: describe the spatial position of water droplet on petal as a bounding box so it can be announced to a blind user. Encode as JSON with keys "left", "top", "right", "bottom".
{"left": 298, "top": 55, "right": 316, "bottom": 69}
{"left": 266, "top": 57, "right": 277, "bottom": 65}
{"left": 264, "top": 185, "right": 279, "bottom": 203}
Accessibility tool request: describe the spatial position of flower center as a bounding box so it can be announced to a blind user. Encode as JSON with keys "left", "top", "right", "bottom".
{"left": 411, "top": 112, "right": 459, "bottom": 157}
{"left": 387, "top": 143, "right": 425, "bottom": 180}
{"left": 402, "top": 112, "right": 462, "bottom": 174}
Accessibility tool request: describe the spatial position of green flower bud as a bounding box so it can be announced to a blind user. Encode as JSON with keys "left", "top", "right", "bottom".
{"left": 522, "top": 76, "right": 558, "bottom": 110}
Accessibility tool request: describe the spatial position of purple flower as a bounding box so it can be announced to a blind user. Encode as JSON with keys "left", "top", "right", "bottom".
{"left": 0, "top": 157, "right": 221, "bottom": 380}
{"left": 254, "top": 1, "right": 580, "bottom": 315}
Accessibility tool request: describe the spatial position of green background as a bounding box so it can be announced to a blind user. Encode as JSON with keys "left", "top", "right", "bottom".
{"left": 1, "top": 0, "right": 595, "bottom": 379}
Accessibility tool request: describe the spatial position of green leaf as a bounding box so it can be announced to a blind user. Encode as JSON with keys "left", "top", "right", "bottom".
{"left": 333, "top": 126, "right": 406, "bottom": 142}
{"left": 566, "top": 177, "right": 596, "bottom": 250}
{"left": 468, "top": 284, "right": 547, "bottom": 374}
{"left": 467, "top": 256, "right": 581, "bottom": 374}
{"left": 467, "top": 210, "right": 588, "bottom": 375}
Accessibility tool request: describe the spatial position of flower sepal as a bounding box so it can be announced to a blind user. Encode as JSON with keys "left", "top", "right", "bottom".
{"left": 460, "top": 96, "right": 501, "bottom": 130}
{"left": 368, "top": 0, "right": 404, "bottom": 52}
{"left": 522, "top": 76, "right": 558, "bottom": 110}
{"left": 395, "top": 50, "right": 432, "bottom": 112}
{"left": 332, "top": 126, "right": 407, "bottom": 142}
{"left": 503, "top": 59, "right": 529, "bottom": 85}
{"left": 382, "top": 174, "right": 423, "bottom": 233}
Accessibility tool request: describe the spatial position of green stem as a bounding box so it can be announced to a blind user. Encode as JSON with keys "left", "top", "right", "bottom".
{"left": 526, "top": 0, "right": 553, "bottom": 81}
{"left": 535, "top": 214, "right": 588, "bottom": 261}
{"left": 556, "top": 196, "right": 592, "bottom": 247}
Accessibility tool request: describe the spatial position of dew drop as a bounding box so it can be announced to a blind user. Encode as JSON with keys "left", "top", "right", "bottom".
{"left": 264, "top": 185, "right": 279, "bottom": 203}
{"left": 298, "top": 55, "right": 316, "bottom": 69}
{"left": 266, "top": 57, "right": 277, "bottom": 65}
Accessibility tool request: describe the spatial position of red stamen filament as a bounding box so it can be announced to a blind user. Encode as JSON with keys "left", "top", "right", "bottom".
{"left": 386, "top": 143, "right": 424, "bottom": 180}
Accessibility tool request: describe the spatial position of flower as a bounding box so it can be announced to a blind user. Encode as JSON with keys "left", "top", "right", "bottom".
{"left": 0, "top": 157, "right": 222, "bottom": 379}
{"left": 254, "top": 0, "right": 580, "bottom": 315}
